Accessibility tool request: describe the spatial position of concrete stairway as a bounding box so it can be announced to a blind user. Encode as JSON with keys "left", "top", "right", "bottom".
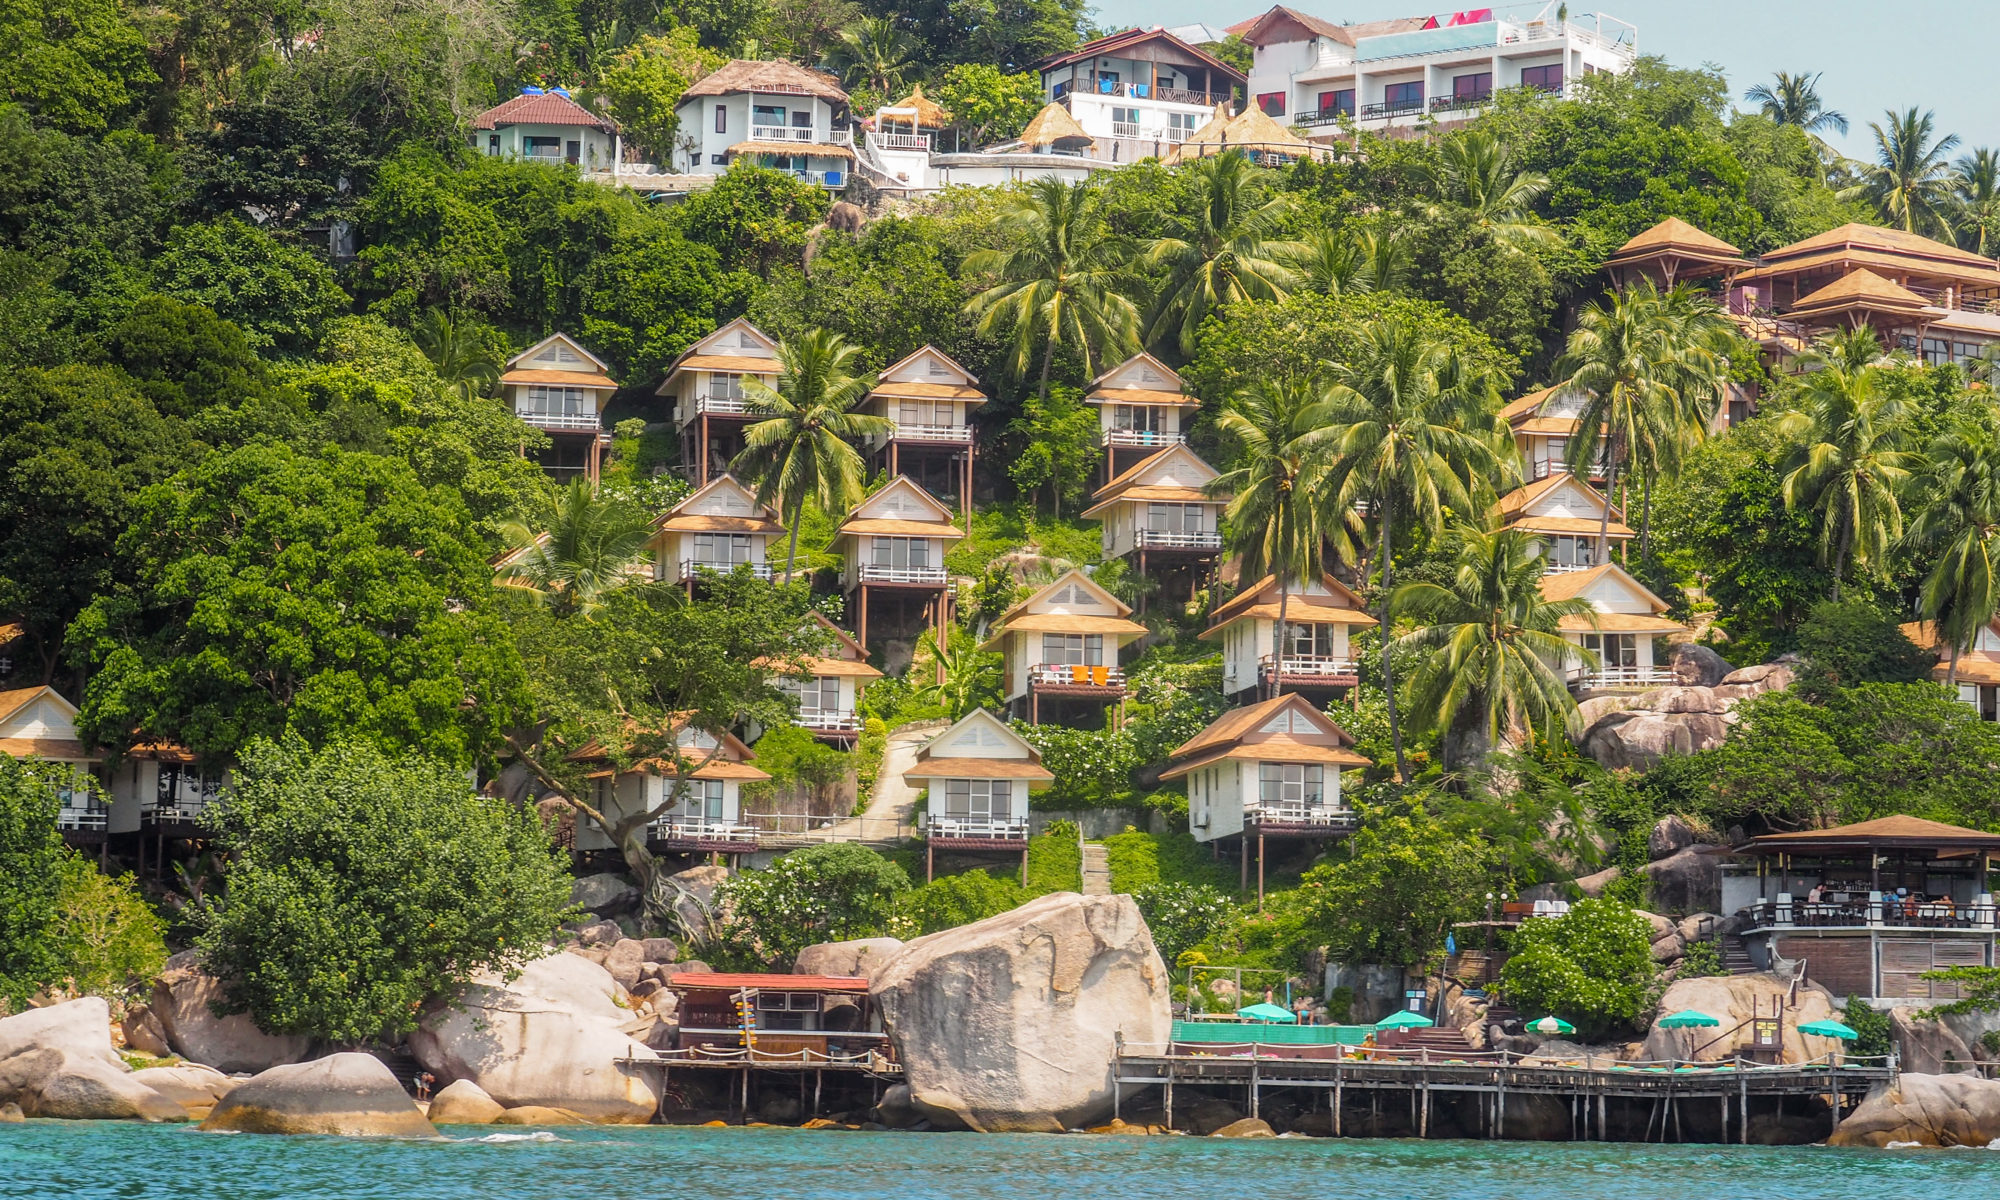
{"left": 1724, "top": 935, "right": 1757, "bottom": 974}
{"left": 1081, "top": 842, "right": 1112, "bottom": 896}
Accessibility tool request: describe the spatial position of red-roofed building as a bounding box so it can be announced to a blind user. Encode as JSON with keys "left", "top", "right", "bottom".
{"left": 470, "top": 88, "right": 618, "bottom": 169}
{"left": 1035, "top": 28, "right": 1246, "bottom": 163}
{"left": 666, "top": 972, "right": 892, "bottom": 1062}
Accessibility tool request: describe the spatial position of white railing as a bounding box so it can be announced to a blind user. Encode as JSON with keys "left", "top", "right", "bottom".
{"left": 1542, "top": 561, "right": 1599, "bottom": 574}
{"left": 1135, "top": 528, "right": 1220, "bottom": 550}
{"left": 925, "top": 815, "right": 1029, "bottom": 841}
{"left": 868, "top": 130, "right": 932, "bottom": 152}
{"left": 1110, "top": 121, "right": 1141, "bottom": 139}
{"left": 695, "top": 395, "right": 750, "bottom": 415}
{"left": 1030, "top": 663, "right": 1127, "bottom": 689}
{"left": 141, "top": 798, "right": 208, "bottom": 826}
{"left": 795, "top": 709, "right": 860, "bottom": 733}
{"left": 58, "top": 796, "right": 108, "bottom": 832}
{"left": 749, "top": 125, "right": 854, "bottom": 147}
{"left": 1259, "top": 654, "right": 1359, "bottom": 679}
{"left": 680, "top": 558, "right": 772, "bottom": 582}
{"left": 1103, "top": 428, "right": 1183, "bottom": 448}
{"left": 890, "top": 422, "right": 971, "bottom": 444}
{"left": 649, "top": 818, "right": 760, "bottom": 843}
{"left": 1571, "top": 666, "right": 1676, "bottom": 688}
{"left": 516, "top": 409, "right": 600, "bottom": 431}
{"left": 1245, "top": 801, "right": 1356, "bottom": 827}
{"left": 851, "top": 564, "right": 946, "bottom": 585}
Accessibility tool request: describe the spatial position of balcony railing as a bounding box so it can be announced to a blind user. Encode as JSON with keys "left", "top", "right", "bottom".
{"left": 680, "top": 558, "right": 772, "bottom": 583}
{"left": 57, "top": 795, "right": 108, "bottom": 832}
{"left": 1259, "top": 654, "right": 1359, "bottom": 681}
{"left": 1110, "top": 121, "right": 1141, "bottom": 139}
{"left": 1358, "top": 98, "right": 1426, "bottom": 119}
{"left": 1542, "top": 561, "right": 1599, "bottom": 574}
{"left": 795, "top": 708, "right": 860, "bottom": 733}
{"left": 749, "top": 125, "right": 855, "bottom": 147}
{"left": 1744, "top": 897, "right": 1998, "bottom": 932}
{"left": 1245, "top": 801, "right": 1357, "bottom": 829}
{"left": 890, "top": 422, "right": 972, "bottom": 444}
{"left": 925, "top": 815, "right": 1029, "bottom": 842}
{"left": 649, "top": 817, "right": 760, "bottom": 844}
{"left": 1030, "top": 663, "right": 1126, "bottom": 690}
{"left": 1103, "top": 427, "right": 1183, "bottom": 448}
{"left": 141, "top": 798, "right": 209, "bottom": 827}
{"left": 694, "top": 395, "right": 751, "bottom": 415}
{"left": 867, "top": 130, "right": 932, "bottom": 152}
{"left": 1067, "top": 81, "right": 1226, "bottom": 106}
{"left": 851, "top": 563, "right": 946, "bottom": 586}
{"left": 1570, "top": 666, "right": 1676, "bottom": 689}
{"left": 1295, "top": 109, "right": 1353, "bottom": 128}
{"left": 516, "top": 409, "right": 601, "bottom": 431}
{"left": 1135, "top": 528, "right": 1221, "bottom": 551}
{"left": 1429, "top": 92, "right": 1492, "bottom": 114}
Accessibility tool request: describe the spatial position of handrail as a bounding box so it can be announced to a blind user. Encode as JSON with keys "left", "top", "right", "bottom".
{"left": 1119, "top": 1041, "right": 1895, "bottom": 1073}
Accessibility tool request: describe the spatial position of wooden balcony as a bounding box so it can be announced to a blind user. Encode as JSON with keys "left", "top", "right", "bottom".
{"left": 925, "top": 815, "right": 1030, "bottom": 849}
{"left": 1570, "top": 666, "right": 1676, "bottom": 691}
{"left": 692, "top": 395, "right": 753, "bottom": 416}
{"left": 1259, "top": 654, "right": 1360, "bottom": 687}
{"left": 1244, "top": 802, "right": 1358, "bottom": 837}
{"left": 679, "top": 558, "right": 773, "bottom": 584}
{"left": 1030, "top": 663, "right": 1127, "bottom": 696}
{"left": 647, "top": 819, "right": 761, "bottom": 853}
{"left": 1102, "top": 428, "right": 1184, "bottom": 449}
{"left": 795, "top": 708, "right": 860, "bottom": 735}
{"left": 1135, "top": 528, "right": 1221, "bottom": 552}
{"left": 889, "top": 422, "right": 971, "bottom": 445}
{"left": 848, "top": 564, "right": 946, "bottom": 587}
{"left": 515, "top": 409, "right": 601, "bottom": 432}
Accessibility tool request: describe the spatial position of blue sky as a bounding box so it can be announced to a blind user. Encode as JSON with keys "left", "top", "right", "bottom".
{"left": 1089, "top": 0, "right": 1998, "bottom": 158}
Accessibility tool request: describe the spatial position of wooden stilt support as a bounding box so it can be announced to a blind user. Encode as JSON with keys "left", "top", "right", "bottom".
{"left": 926, "top": 839, "right": 934, "bottom": 883}
{"left": 1334, "top": 1074, "right": 1342, "bottom": 1138}
{"left": 1420, "top": 1078, "right": 1430, "bottom": 1139}
{"left": 1249, "top": 1048, "right": 1260, "bottom": 1120}
{"left": 1257, "top": 832, "right": 1266, "bottom": 910}
{"left": 1497, "top": 1072, "right": 1506, "bottom": 1139}
{"left": 1597, "top": 1090, "right": 1606, "bottom": 1142}
{"left": 1831, "top": 1067, "right": 1842, "bottom": 1134}
{"left": 1739, "top": 1066, "right": 1749, "bottom": 1144}
{"left": 814, "top": 1069, "right": 823, "bottom": 1118}
{"left": 1164, "top": 1061, "right": 1174, "bottom": 1131}
{"left": 1240, "top": 836, "right": 1248, "bottom": 893}
{"left": 858, "top": 585, "right": 869, "bottom": 650}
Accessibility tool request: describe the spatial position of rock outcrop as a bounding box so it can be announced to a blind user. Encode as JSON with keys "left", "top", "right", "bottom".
{"left": 427, "top": 1079, "right": 506, "bottom": 1125}
{"left": 200, "top": 1053, "right": 436, "bottom": 1137}
{"left": 1640, "top": 846, "right": 1723, "bottom": 914}
{"left": 129, "top": 1064, "right": 238, "bottom": 1120}
{"left": 149, "top": 953, "right": 312, "bottom": 1073}
{"left": 795, "top": 938, "right": 907, "bottom": 984}
{"left": 1639, "top": 974, "right": 1840, "bottom": 1063}
{"left": 872, "top": 892, "right": 1171, "bottom": 1133}
{"left": 1577, "top": 663, "right": 1795, "bottom": 771}
{"left": 1669, "top": 643, "right": 1731, "bottom": 688}
{"left": 492, "top": 1105, "right": 590, "bottom": 1125}
{"left": 409, "top": 952, "right": 660, "bottom": 1124}
{"left": 1210, "top": 1117, "right": 1275, "bottom": 1138}
{"left": 570, "top": 873, "right": 641, "bottom": 916}
{"left": 0, "top": 999, "right": 185, "bottom": 1122}
{"left": 1647, "top": 816, "right": 1698, "bottom": 860}
{"left": 1828, "top": 1073, "right": 2000, "bottom": 1147}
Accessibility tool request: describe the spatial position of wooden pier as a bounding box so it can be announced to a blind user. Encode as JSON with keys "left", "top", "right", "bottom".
{"left": 1113, "top": 1046, "right": 1894, "bottom": 1142}
{"left": 621, "top": 1048, "right": 901, "bottom": 1124}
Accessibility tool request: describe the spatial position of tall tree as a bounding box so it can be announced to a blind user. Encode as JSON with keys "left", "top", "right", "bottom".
{"left": 1390, "top": 525, "right": 1597, "bottom": 768}
{"left": 1143, "top": 149, "right": 1302, "bottom": 355}
{"left": 410, "top": 309, "right": 501, "bottom": 401}
{"left": 964, "top": 177, "right": 1140, "bottom": 396}
{"left": 1210, "top": 378, "right": 1331, "bottom": 700}
{"left": 1952, "top": 148, "right": 2000, "bottom": 257}
{"left": 1776, "top": 333, "right": 1920, "bottom": 599}
{"left": 1424, "top": 128, "right": 1558, "bottom": 252}
{"left": 731, "top": 328, "right": 891, "bottom": 578}
{"left": 1311, "top": 320, "right": 1509, "bottom": 778}
{"left": 1907, "top": 418, "right": 2000, "bottom": 684}
{"left": 493, "top": 477, "right": 656, "bottom": 617}
{"left": 1743, "top": 71, "right": 1848, "bottom": 136}
{"left": 827, "top": 17, "right": 916, "bottom": 96}
{"left": 1846, "top": 107, "right": 1963, "bottom": 237}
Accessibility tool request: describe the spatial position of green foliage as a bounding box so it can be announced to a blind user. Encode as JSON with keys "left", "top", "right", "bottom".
{"left": 152, "top": 219, "right": 348, "bottom": 355}
{"left": 1792, "top": 598, "right": 1932, "bottom": 697}
{"left": 1499, "top": 897, "right": 1657, "bottom": 1039}
{"left": 1024, "top": 822, "right": 1082, "bottom": 894}
{"left": 93, "top": 297, "right": 267, "bottom": 419}
{"left": 199, "top": 735, "right": 574, "bottom": 1041}
{"left": 898, "top": 869, "right": 1024, "bottom": 937}
{"left": 712, "top": 843, "right": 911, "bottom": 969}
{"left": 1677, "top": 937, "right": 1726, "bottom": 979}
{"left": 748, "top": 217, "right": 980, "bottom": 374}
{"left": 745, "top": 723, "right": 851, "bottom": 807}
{"left": 1102, "top": 829, "right": 1239, "bottom": 894}
{"left": 0, "top": 0, "right": 155, "bottom": 135}
{"left": 50, "top": 855, "right": 167, "bottom": 1002}
{"left": 932, "top": 64, "right": 1043, "bottom": 144}
{"left": 946, "top": 503, "right": 1101, "bottom": 580}
{"left": 670, "top": 164, "right": 831, "bottom": 277}
{"left": 1013, "top": 722, "right": 1140, "bottom": 808}
{"left": 1843, "top": 995, "right": 1894, "bottom": 1058}
{"left": 1006, "top": 385, "right": 1099, "bottom": 516}
{"left": 1133, "top": 882, "right": 1237, "bottom": 965}
{"left": 0, "top": 756, "right": 73, "bottom": 1007}
{"left": 1301, "top": 805, "right": 1492, "bottom": 966}
{"left": 596, "top": 30, "right": 726, "bottom": 164}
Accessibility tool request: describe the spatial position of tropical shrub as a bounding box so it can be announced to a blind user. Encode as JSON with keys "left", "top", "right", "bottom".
{"left": 711, "top": 843, "right": 911, "bottom": 969}
{"left": 899, "top": 869, "right": 1024, "bottom": 936}
{"left": 1133, "top": 882, "right": 1237, "bottom": 965}
{"left": 1499, "top": 898, "right": 1657, "bottom": 1039}
{"left": 50, "top": 856, "right": 166, "bottom": 1002}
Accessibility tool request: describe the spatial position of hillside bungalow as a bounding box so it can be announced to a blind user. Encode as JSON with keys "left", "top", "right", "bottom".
{"left": 1498, "top": 384, "right": 1604, "bottom": 483}
{"left": 471, "top": 88, "right": 618, "bottom": 168}
{"left": 501, "top": 333, "right": 619, "bottom": 479}
{"left": 1162, "top": 693, "right": 1368, "bottom": 900}
{"left": 1081, "top": 443, "right": 1226, "bottom": 607}
{"left": 1900, "top": 619, "right": 2000, "bottom": 721}
{"left": 1724, "top": 816, "right": 2000, "bottom": 1006}
{"left": 779, "top": 613, "right": 881, "bottom": 743}
{"left": 834, "top": 477, "right": 964, "bottom": 649}
{"left": 859, "top": 346, "right": 983, "bottom": 511}
{"left": 659, "top": 319, "right": 783, "bottom": 487}
{"left": 106, "top": 744, "right": 228, "bottom": 873}
{"left": 1086, "top": 353, "right": 1202, "bottom": 479}
{"left": 649, "top": 474, "right": 783, "bottom": 590}
{"left": 675, "top": 60, "right": 855, "bottom": 187}
{"left": 1496, "top": 472, "right": 1634, "bottom": 572}
{"left": 0, "top": 686, "right": 104, "bottom": 850}
{"left": 1602, "top": 216, "right": 1751, "bottom": 289}
{"left": 979, "top": 570, "right": 1148, "bottom": 726}
{"left": 574, "top": 723, "right": 769, "bottom": 860}
{"left": 903, "top": 709, "right": 1053, "bottom": 881}
{"left": 1035, "top": 27, "right": 1245, "bottom": 165}
{"left": 1202, "top": 574, "right": 1377, "bottom": 700}
{"left": 1540, "top": 564, "right": 1685, "bottom": 692}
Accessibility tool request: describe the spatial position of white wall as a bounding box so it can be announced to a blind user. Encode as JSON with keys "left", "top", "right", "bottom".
{"left": 1187, "top": 759, "right": 1244, "bottom": 843}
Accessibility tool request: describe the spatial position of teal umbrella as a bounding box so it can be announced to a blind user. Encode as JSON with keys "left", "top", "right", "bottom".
{"left": 1658, "top": 1009, "right": 1721, "bottom": 1029}
{"left": 1375, "top": 1010, "right": 1435, "bottom": 1030}
{"left": 1237, "top": 1002, "right": 1298, "bottom": 1024}
{"left": 1526, "top": 1015, "right": 1576, "bottom": 1036}
{"left": 1798, "top": 1019, "right": 1859, "bottom": 1041}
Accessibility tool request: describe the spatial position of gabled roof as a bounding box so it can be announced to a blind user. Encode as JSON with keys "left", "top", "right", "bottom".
{"left": 1, "top": 686, "right": 101, "bottom": 762}
{"left": 1084, "top": 444, "right": 1222, "bottom": 514}
{"left": 837, "top": 476, "right": 963, "bottom": 537}
{"left": 1037, "top": 28, "right": 1249, "bottom": 85}
{"left": 1235, "top": 6, "right": 1358, "bottom": 47}
{"left": 1496, "top": 472, "right": 1625, "bottom": 523}
{"left": 659, "top": 319, "right": 783, "bottom": 392}
{"left": 680, "top": 59, "right": 848, "bottom": 104}
{"left": 508, "top": 332, "right": 613, "bottom": 373}
{"left": 1499, "top": 385, "right": 1559, "bottom": 425}
{"left": 879, "top": 345, "right": 980, "bottom": 386}
{"left": 1540, "top": 563, "right": 1684, "bottom": 634}
{"left": 903, "top": 709, "right": 1054, "bottom": 782}
{"left": 1160, "top": 693, "right": 1370, "bottom": 778}
{"left": 1767, "top": 222, "right": 1999, "bottom": 272}
{"left": 1538, "top": 562, "right": 1669, "bottom": 607}
{"left": 653, "top": 474, "right": 786, "bottom": 534}
{"left": 1204, "top": 573, "right": 1375, "bottom": 634}
{"left": 1787, "top": 268, "right": 1935, "bottom": 318}
{"left": 795, "top": 612, "right": 881, "bottom": 679}
{"left": 979, "top": 569, "right": 1148, "bottom": 649}
{"left": 473, "top": 90, "right": 616, "bottom": 133}
{"left": 570, "top": 719, "right": 766, "bottom": 781}
{"left": 871, "top": 346, "right": 985, "bottom": 404}
{"left": 1090, "top": 351, "right": 1186, "bottom": 393}
{"left": 1603, "top": 217, "right": 1749, "bottom": 267}
{"left": 1739, "top": 815, "right": 2000, "bottom": 855}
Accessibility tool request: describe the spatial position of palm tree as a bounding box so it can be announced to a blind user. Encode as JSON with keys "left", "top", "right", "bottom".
{"left": 1425, "top": 129, "right": 1557, "bottom": 251}
{"left": 1361, "top": 228, "right": 1412, "bottom": 293}
{"left": 412, "top": 309, "right": 501, "bottom": 400}
{"left": 1906, "top": 419, "right": 2000, "bottom": 684}
{"left": 1952, "top": 148, "right": 2000, "bottom": 256}
{"left": 1392, "top": 525, "right": 1598, "bottom": 767}
{"left": 827, "top": 18, "right": 914, "bottom": 96}
{"left": 912, "top": 628, "right": 1002, "bottom": 717}
{"left": 1144, "top": 150, "right": 1303, "bottom": 355}
{"left": 732, "top": 329, "right": 893, "bottom": 581}
{"left": 1210, "top": 378, "right": 1334, "bottom": 700}
{"left": 1309, "top": 320, "right": 1510, "bottom": 778}
{"left": 1743, "top": 71, "right": 1848, "bottom": 136}
{"left": 1775, "top": 332, "right": 1920, "bottom": 599}
{"left": 964, "top": 178, "right": 1140, "bottom": 397}
{"left": 1845, "top": 107, "right": 1962, "bottom": 237}
{"left": 1290, "top": 228, "right": 1374, "bottom": 297}
{"left": 494, "top": 478, "right": 655, "bottom": 617}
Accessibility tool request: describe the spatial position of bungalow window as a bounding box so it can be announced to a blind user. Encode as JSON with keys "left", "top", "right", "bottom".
{"left": 156, "top": 765, "right": 221, "bottom": 810}
{"left": 785, "top": 675, "right": 840, "bottom": 715}
{"left": 1167, "top": 111, "right": 1201, "bottom": 138}
{"left": 1042, "top": 633, "right": 1104, "bottom": 667}
{"left": 1383, "top": 82, "right": 1424, "bottom": 112}
{"left": 1452, "top": 72, "right": 1493, "bottom": 102}
{"left": 524, "top": 136, "right": 562, "bottom": 160}
{"left": 1283, "top": 624, "right": 1337, "bottom": 657}
{"left": 944, "top": 778, "right": 1010, "bottom": 821}
{"left": 1582, "top": 632, "right": 1637, "bottom": 668}
{"left": 1318, "top": 89, "right": 1355, "bottom": 116}
{"left": 487, "top": 134, "right": 500, "bottom": 153}
{"left": 521, "top": 385, "right": 588, "bottom": 417}
{"left": 1521, "top": 65, "right": 1563, "bottom": 92}
{"left": 756, "top": 991, "right": 821, "bottom": 1030}
{"left": 1548, "top": 536, "right": 1595, "bottom": 569}
{"left": 715, "top": 104, "right": 728, "bottom": 133}
{"left": 1112, "top": 404, "right": 1165, "bottom": 433}
{"left": 753, "top": 104, "right": 788, "bottom": 129}
{"left": 1146, "top": 503, "right": 1206, "bottom": 534}
{"left": 1256, "top": 91, "right": 1286, "bottom": 117}
{"left": 706, "top": 373, "right": 744, "bottom": 400}
{"left": 692, "top": 532, "right": 752, "bottom": 567}
{"left": 1259, "top": 763, "right": 1323, "bottom": 808}
{"left": 666, "top": 779, "right": 726, "bottom": 822}
{"left": 898, "top": 400, "right": 943, "bottom": 427}
{"left": 871, "top": 536, "right": 931, "bottom": 570}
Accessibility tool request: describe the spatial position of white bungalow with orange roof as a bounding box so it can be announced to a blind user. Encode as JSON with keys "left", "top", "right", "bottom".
{"left": 1539, "top": 563, "right": 1686, "bottom": 692}
{"left": 648, "top": 474, "right": 784, "bottom": 589}
{"left": 780, "top": 613, "right": 882, "bottom": 742}
{"left": 1498, "top": 384, "right": 1605, "bottom": 484}
{"left": 978, "top": 569, "right": 1148, "bottom": 725}
{"left": 1086, "top": 352, "right": 1203, "bottom": 478}
{"left": 1901, "top": 619, "right": 2000, "bottom": 722}
{"left": 903, "top": 709, "right": 1053, "bottom": 881}
{"left": 106, "top": 743, "right": 229, "bottom": 871}
{"left": 574, "top": 721, "right": 770, "bottom": 859}
{"left": 1161, "top": 693, "right": 1369, "bottom": 898}
{"left": 860, "top": 346, "right": 984, "bottom": 510}
{"left": 502, "top": 333, "right": 619, "bottom": 480}
{"left": 1202, "top": 574, "right": 1377, "bottom": 699}
{"left": 1081, "top": 443, "right": 1226, "bottom": 606}
{"left": 658, "top": 318, "right": 783, "bottom": 486}
{"left": 1496, "top": 472, "right": 1634, "bottom": 572}
{"left": 834, "top": 477, "right": 965, "bottom": 649}
{"left": 0, "top": 686, "right": 105, "bottom": 848}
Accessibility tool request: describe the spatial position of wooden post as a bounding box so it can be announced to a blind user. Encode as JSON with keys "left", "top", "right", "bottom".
{"left": 1738, "top": 1064, "right": 1748, "bottom": 1144}
{"left": 700, "top": 414, "right": 710, "bottom": 486}
{"left": 1831, "top": 1066, "right": 1841, "bottom": 1134}
{"left": 1497, "top": 1070, "right": 1506, "bottom": 1139}
{"left": 814, "top": 1069, "right": 823, "bottom": 1118}
{"left": 1420, "top": 1076, "right": 1430, "bottom": 1139}
{"left": 1597, "top": 1090, "right": 1606, "bottom": 1142}
{"left": 1240, "top": 836, "right": 1248, "bottom": 893}
{"left": 1249, "top": 1045, "right": 1260, "bottom": 1119}
{"left": 858, "top": 584, "right": 869, "bottom": 650}
{"left": 1334, "top": 1072, "right": 1342, "bottom": 1138}
{"left": 1020, "top": 846, "right": 1029, "bottom": 886}
{"left": 1257, "top": 832, "right": 1266, "bottom": 910}
{"left": 926, "top": 839, "right": 934, "bottom": 883}
{"left": 1164, "top": 1060, "right": 1174, "bottom": 1131}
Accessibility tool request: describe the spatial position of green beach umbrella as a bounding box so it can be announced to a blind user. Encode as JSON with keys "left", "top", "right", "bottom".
{"left": 1658, "top": 1009, "right": 1721, "bottom": 1029}
{"left": 1798, "top": 1019, "right": 1859, "bottom": 1041}
{"left": 1526, "top": 1015, "right": 1576, "bottom": 1036}
{"left": 1237, "top": 1002, "right": 1298, "bottom": 1024}
{"left": 1375, "top": 1010, "right": 1435, "bottom": 1030}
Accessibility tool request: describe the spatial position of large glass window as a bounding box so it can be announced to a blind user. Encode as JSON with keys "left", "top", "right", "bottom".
{"left": 943, "top": 778, "right": 1010, "bottom": 820}
{"left": 693, "top": 533, "right": 752, "bottom": 566}
{"left": 1146, "top": 503, "right": 1206, "bottom": 533}
{"left": 1548, "top": 536, "right": 1596, "bottom": 569}
{"left": 1383, "top": 82, "right": 1424, "bottom": 111}
{"left": 706, "top": 373, "right": 744, "bottom": 400}
{"left": 1258, "top": 763, "right": 1324, "bottom": 808}
{"left": 1521, "top": 65, "right": 1564, "bottom": 92}
{"left": 1318, "top": 89, "right": 1355, "bottom": 116}
{"left": 1283, "top": 624, "right": 1336, "bottom": 657}
{"left": 666, "top": 779, "right": 725, "bottom": 821}
{"left": 520, "top": 386, "right": 588, "bottom": 417}
{"left": 1041, "top": 633, "right": 1104, "bottom": 666}
{"left": 871, "top": 536, "right": 931, "bottom": 569}
{"left": 524, "top": 136, "right": 561, "bottom": 159}
{"left": 1256, "top": 91, "right": 1286, "bottom": 116}
{"left": 1452, "top": 72, "right": 1493, "bottom": 101}
{"left": 784, "top": 675, "right": 841, "bottom": 714}
{"left": 752, "top": 104, "right": 788, "bottom": 128}
{"left": 1582, "top": 632, "right": 1636, "bottom": 668}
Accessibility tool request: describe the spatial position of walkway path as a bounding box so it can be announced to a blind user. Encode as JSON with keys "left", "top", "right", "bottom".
{"left": 1082, "top": 841, "right": 1112, "bottom": 896}
{"left": 808, "top": 721, "right": 945, "bottom": 846}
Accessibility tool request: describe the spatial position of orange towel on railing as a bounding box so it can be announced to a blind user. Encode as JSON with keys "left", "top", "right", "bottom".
{"left": 1092, "top": 665, "right": 1109, "bottom": 686}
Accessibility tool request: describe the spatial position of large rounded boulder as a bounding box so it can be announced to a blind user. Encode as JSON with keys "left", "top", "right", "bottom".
{"left": 1640, "top": 974, "right": 1840, "bottom": 1063}
{"left": 200, "top": 1053, "right": 436, "bottom": 1137}
{"left": 0, "top": 998, "right": 185, "bottom": 1122}
{"left": 408, "top": 952, "right": 660, "bottom": 1124}
{"left": 795, "top": 938, "right": 906, "bottom": 984}
{"left": 149, "top": 953, "right": 312, "bottom": 1073}
{"left": 1829, "top": 1073, "right": 2000, "bottom": 1147}
{"left": 871, "top": 892, "right": 1171, "bottom": 1133}
{"left": 129, "top": 1064, "right": 238, "bottom": 1120}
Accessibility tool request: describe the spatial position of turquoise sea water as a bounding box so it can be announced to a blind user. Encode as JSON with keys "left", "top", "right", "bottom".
{"left": 1, "top": 1123, "right": 1990, "bottom": 1200}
